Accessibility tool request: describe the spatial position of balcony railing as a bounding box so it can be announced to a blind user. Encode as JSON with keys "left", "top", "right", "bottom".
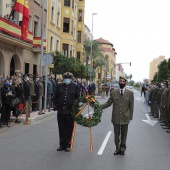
{"left": 0, "top": 17, "right": 46, "bottom": 50}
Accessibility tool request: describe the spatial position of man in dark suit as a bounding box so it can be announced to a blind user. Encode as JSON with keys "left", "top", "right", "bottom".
{"left": 101, "top": 76, "right": 134, "bottom": 156}
{"left": 23, "top": 74, "right": 30, "bottom": 103}
{"left": 54, "top": 72, "right": 80, "bottom": 152}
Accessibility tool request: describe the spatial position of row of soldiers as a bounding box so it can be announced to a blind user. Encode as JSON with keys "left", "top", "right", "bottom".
{"left": 149, "top": 80, "right": 170, "bottom": 132}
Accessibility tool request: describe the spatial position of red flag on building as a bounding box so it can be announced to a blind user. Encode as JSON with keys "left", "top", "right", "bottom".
{"left": 13, "top": 0, "right": 29, "bottom": 39}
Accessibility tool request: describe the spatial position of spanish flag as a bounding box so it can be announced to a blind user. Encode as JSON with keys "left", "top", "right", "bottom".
{"left": 13, "top": 0, "right": 29, "bottom": 39}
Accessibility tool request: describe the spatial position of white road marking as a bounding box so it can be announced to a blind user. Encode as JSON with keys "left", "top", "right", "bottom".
{"left": 97, "top": 131, "right": 112, "bottom": 155}
{"left": 142, "top": 114, "right": 158, "bottom": 126}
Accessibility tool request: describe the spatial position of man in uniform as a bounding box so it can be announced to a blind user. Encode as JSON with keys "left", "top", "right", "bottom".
{"left": 54, "top": 72, "right": 80, "bottom": 152}
{"left": 152, "top": 83, "right": 161, "bottom": 118}
{"left": 160, "top": 81, "right": 169, "bottom": 127}
{"left": 101, "top": 76, "right": 134, "bottom": 155}
{"left": 148, "top": 84, "right": 155, "bottom": 116}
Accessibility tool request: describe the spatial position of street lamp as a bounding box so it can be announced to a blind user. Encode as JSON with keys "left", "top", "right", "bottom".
{"left": 90, "top": 13, "right": 97, "bottom": 83}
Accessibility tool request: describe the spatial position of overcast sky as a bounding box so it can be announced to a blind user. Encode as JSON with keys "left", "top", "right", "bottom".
{"left": 84, "top": 0, "right": 170, "bottom": 82}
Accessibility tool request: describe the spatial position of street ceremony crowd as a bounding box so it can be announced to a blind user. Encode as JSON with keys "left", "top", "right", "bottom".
{"left": 141, "top": 81, "right": 170, "bottom": 133}
{"left": 0, "top": 70, "right": 96, "bottom": 128}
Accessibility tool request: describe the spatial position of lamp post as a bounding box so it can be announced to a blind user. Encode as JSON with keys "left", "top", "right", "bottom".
{"left": 90, "top": 13, "right": 97, "bottom": 83}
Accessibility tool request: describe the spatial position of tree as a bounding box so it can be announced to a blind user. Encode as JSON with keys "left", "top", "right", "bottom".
{"left": 51, "top": 51, "right": 88, "bottom": 79}
{"left": 83, "top": 39, "right": 105, "bottom": 68}
{"left": 157, "top": 60, "right": 168, "bottom": 82}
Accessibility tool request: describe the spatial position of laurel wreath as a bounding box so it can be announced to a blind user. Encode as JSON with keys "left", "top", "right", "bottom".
{"left": 71, "top": 95, "right": 103, "bottom": 127}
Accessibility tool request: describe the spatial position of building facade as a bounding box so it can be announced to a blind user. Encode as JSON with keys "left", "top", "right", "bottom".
{"left": 149, "top": 56, "right": 165, "bottom": 83}
{"left": 0, "top": 0, "right": 47, "bottom": 77}
{"left": 0, "top": 0, "right": 85, "bottom": 77}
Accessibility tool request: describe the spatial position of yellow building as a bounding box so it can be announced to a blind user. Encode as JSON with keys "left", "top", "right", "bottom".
{"left": 46, "top": 0, "right": 84, "bottom": 61}
{"left": 149, "top": 56, "right": 165, "bottom": 83}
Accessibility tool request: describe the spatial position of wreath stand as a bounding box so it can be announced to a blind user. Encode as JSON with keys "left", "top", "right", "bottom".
{"left": 70, "top": 95, "right": 102, "bottom": 153}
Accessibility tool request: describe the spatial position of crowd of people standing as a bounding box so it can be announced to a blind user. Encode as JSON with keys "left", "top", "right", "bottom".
{"left": 141, "top": 81, "right": 170, "bottom": 133}
{"left": 0, "top": 71, "right": 96, "bottom": 128}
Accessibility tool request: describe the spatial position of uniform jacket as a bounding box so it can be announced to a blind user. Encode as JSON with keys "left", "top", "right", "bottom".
{"left": 101, "top": 88, "right": 134, "bottom": 125}
{"left": 38, "top": 82, "right": 44, "bottom": 96}
{"left": 23, "top": 79, "right": 30, "bottom": 100}
{"left": 29, "top": 78, "right": 35, "bottom": 96}
{"left": 54, "top": 83, "right": 80, "bottom": 114}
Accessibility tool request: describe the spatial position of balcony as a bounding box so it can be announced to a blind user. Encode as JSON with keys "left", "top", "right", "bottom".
{"left": 0, "top": 17, "right": 46, "bottom": 52}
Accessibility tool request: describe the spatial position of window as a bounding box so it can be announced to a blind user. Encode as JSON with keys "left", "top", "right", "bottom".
{"left": 28, "top": 15, "right": 32, "bottom": 32}
{"left": 70, "top": 45, "right": 72, "bottom": 57}
{"left": 57, "top": 9, "right": 60, "bottom": 26}
{"left": 77, "top": 31, "right": 81, "bottom": 43}
{"left": 33, "top": 64, "right": 37, "bottom": 75}
{"left": 78, "top": 10, "right": 82, "bottom": 22}
{"left": 56, "top": 40, "right": 59, "bottom": 51}
{"left": 63, "top": 18, "right": 70, "bottom": 33}
{"left": 77, "top": 52, "right": 81, "bottom": 61}
{"left": 72, "top": 0, "right": 74, "bottom": 9}
{"left": 51, "top": 6, "right": 54, "bottom": 22}
{"left": 34, "top": 21, "right": 38, "bottom": 36}
{"left": 25, "top": 63, "right": 30, "bottom": 74}
{"left": 62, "top": 44, "right": 69, "bottom": 57}
{"left": 73, "top": 49, "right": 75, "bottom": 57}
{"left": 64, "top": 0, "right": 70, "bottom": 7}
{"left": 50, "top": 36, "right": 53, "bottom": 51}
{"left": 34, "top": 15, "right": 39, "bottom": 36}
{"left": 71, "top": 20, "right": 73, "bottom": 34}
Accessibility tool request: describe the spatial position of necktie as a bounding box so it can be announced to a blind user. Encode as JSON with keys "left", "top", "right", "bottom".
{"left": 121, "top": 90, "right": 123, "bottom": 97}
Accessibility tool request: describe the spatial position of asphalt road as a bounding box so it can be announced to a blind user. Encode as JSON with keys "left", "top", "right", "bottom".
{"left": 0, "top": 89, "right": 170, "bottom": 170}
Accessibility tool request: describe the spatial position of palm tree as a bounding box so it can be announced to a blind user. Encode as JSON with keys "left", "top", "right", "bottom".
{"left": 83, "top": 39, "right": 104, "bottom": 68}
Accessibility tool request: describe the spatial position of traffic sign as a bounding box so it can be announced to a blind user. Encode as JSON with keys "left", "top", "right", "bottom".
{"left": 88, "top": 72, "right": 94, "bottom": 76}
{"left": 41, "top": 53, "right": 53, "bottom": 66}
{"left": 88, "top": 66, "right": 93, "bottom": 73}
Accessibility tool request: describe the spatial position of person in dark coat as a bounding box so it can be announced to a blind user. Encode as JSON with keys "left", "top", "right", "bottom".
{"left": 1, "top": 82, "right": 16, "bottom": 126}
{"left": 32, "top": 77, "right": 39, "bottom": 111}
{"left": 54, "top": 72, "right": 80, "bottom": 152}
{"left": 101, "top": 76, "right": 134, "bottom": 156}
{"left": 23, "top": 74, "right": 30, "bottom": 101}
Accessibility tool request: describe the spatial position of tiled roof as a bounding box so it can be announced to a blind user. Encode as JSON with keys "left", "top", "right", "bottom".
{"left": 96, "top": 37, "right": 113, "bottom": 47}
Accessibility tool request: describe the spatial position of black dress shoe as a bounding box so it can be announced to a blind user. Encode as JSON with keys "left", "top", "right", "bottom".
{"left": 65, "top": 147, "right": 70, "bottom": 152}
{"left": 114, "top": 151, "right": 120, "bottom": 155}
{"left": 57, "top": 146, "right": 65, "bottom": 151}
{"left": 162, "top": 126, "right": 170, "bottom": 129}
{"left": 119, "top": 151, "right": 125, "bottom": 155}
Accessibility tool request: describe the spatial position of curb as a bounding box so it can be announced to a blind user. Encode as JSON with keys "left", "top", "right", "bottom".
{"left": 11, "top": 111, "right": 55, "bottom": 123}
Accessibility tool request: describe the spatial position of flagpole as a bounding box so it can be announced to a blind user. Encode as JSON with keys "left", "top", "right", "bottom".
{"left": 8, "top": 1, "right": 16, "bottom": 20}
{"left": 38, "top": 0, "right": 45, "bottom": 115}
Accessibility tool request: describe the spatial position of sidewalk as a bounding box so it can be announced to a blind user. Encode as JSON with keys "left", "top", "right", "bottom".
{"left": 10, "top": 109, "right": 55, "bottom": 124}
{"left": 10, "top": 95, "right": 101, "bottom": 124}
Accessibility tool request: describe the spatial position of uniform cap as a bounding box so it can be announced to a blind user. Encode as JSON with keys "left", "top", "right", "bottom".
{"left": 15, "top": 70, "right": 21, "bottom": 73}
{"left": 119, "top": 76, "right": 127, "bottom": 82}
{"left": 63, "top": 72, "right": 73, "bottom": 79}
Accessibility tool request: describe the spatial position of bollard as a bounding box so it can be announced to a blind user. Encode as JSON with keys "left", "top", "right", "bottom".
{"left": 28, "top": 96, "right": 31, "bottom": 117}
{"left": 23, "top": 100, "right": 31, "bottom": 125}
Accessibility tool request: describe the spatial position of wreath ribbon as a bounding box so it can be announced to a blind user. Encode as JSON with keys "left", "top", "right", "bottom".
{"left": 70, "top": 97, "right": 94, "bottom": 153}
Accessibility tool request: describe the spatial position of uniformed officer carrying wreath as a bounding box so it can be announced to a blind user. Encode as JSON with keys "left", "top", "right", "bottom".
{"left": 101, "top": 76, "right": 134, "bottom": 156}
{"left": 54, "top": 72, "right": 80, "bottom": 152}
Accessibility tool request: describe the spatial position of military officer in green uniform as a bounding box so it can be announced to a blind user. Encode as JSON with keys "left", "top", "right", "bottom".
{"left": 160, "top": 81, "right": 169, "bottom": 126}
{"left": 101, "top": 76, "right": 134, "bottom": 155}
{"left": 152, "top": 82, "right": 161, "bottom": 118}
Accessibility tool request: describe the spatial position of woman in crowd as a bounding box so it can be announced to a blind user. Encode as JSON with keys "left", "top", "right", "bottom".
{"left": 1, "top": 82, "right": 15, "bottom": 127}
